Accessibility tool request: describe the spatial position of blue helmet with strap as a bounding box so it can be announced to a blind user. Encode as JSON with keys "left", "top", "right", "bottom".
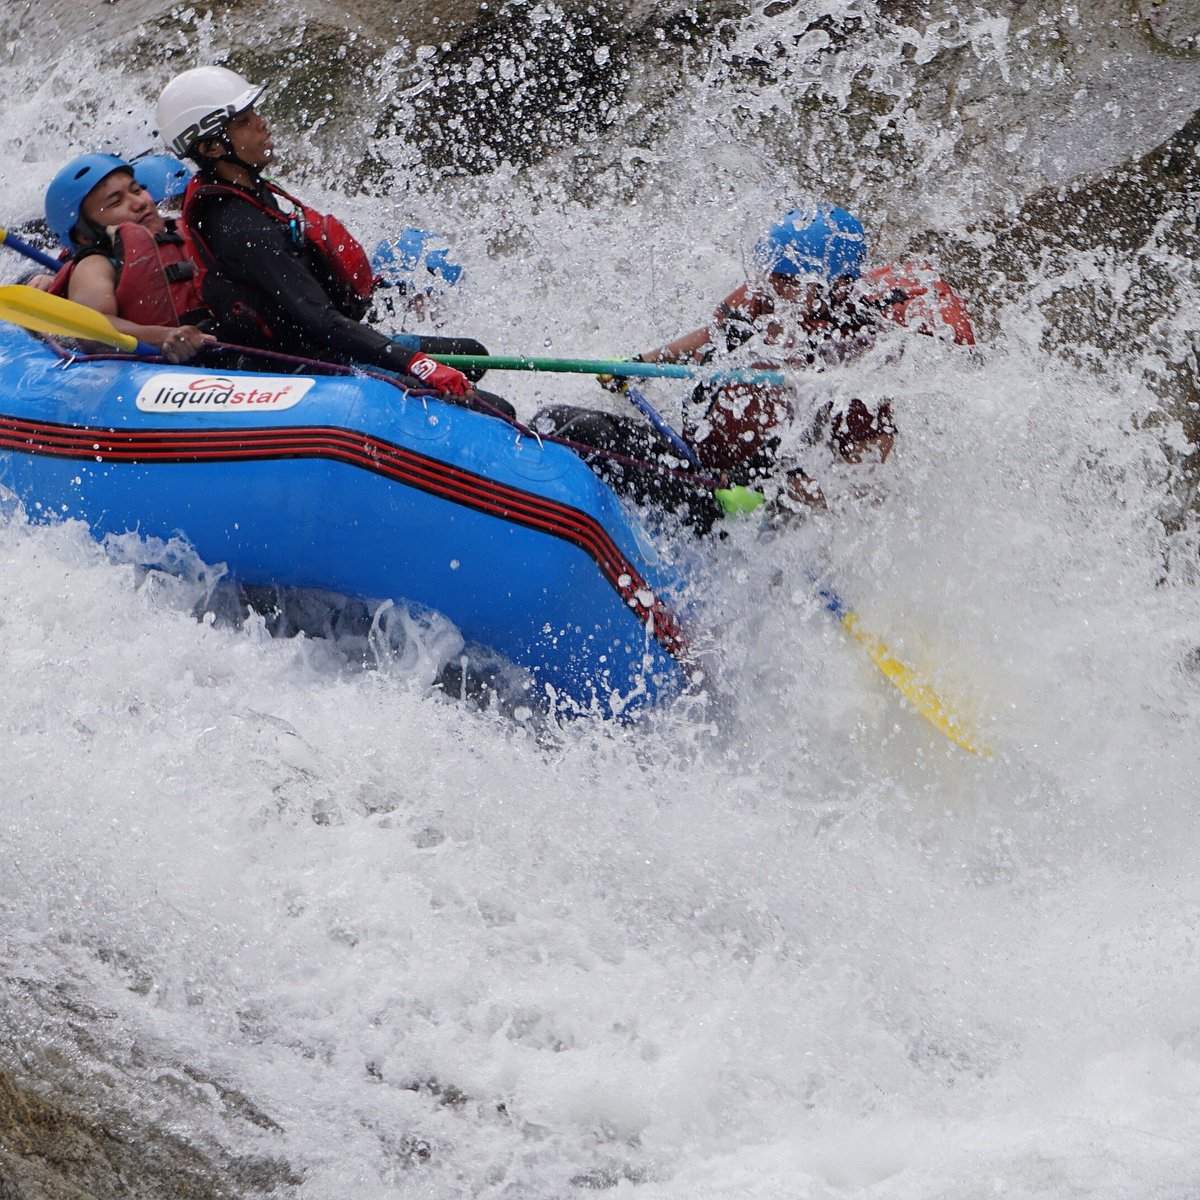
{"left": 372, "top": 228, "right": 463, "bottom": 293}
{"left": 133, "top": 153, "right": 192, "bottom": 203}
{"left": 754, "top": 207, "right": 866, "bottom": 281}
{"left": 44, "top": 152, "right": 134, "bottom": 248}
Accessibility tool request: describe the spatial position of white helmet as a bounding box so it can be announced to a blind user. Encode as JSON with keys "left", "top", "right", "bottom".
{"left": 156, "top": 66, "right": 266, "bottom": 158}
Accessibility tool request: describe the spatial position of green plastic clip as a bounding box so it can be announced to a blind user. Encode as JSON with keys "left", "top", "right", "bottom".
{"left": 714, "top": 486, "right": 766, "bottom": 516}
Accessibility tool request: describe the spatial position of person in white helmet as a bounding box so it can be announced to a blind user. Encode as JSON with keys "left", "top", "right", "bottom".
{"left": 155, "top": 65, "right": 478, "bottom": 400}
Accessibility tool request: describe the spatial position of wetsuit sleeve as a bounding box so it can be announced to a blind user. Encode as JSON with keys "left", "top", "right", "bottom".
{"left": 199, "top": 198, "right": 419, "bottom": 373}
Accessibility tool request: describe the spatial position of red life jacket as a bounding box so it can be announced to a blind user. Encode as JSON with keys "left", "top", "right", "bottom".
{"left": 689, "top": 380, "right": 795, "bottom": 472}
{"left": 863, "top": 263, "right": 976, "bottom": 346}
{"left": 688, "top": 265, "right": 973, "bottom": 471}
{"left": 49, "top": 221, "right": 205, "bottom": 327}
{"left": 48, "top": 260, "right": 74, "bottom": 296}
{"left": 181, "top": 175, "right": 377, "bottom": 322}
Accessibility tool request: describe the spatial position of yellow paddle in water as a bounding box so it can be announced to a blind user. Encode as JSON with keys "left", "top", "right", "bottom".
{"left": 814, "top": 584, "right": 990, "bottom": 757}
{"left": 0, "top": 283, "right": 153, "bottom": 353}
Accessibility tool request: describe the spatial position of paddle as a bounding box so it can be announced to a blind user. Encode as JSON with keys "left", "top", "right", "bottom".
{"left": 0, "top": 226, "right": 62, "bottom": 272}
{"left": 0, "top": 284, "right": 158, "bottom": 355}
{"left": 622, "top": 382, "right": 701, "bottom": 467}
{"left": 430, "top": 351, "right": 789, "bottom": 388}
{"left": 816, "top": 586, "right": 989, "bottom": 756}
{"left": 597, "top": 381, "right": 989, "bottom": 755}
{"left": 389, "top": 333, "right": 492, "bottom": 382}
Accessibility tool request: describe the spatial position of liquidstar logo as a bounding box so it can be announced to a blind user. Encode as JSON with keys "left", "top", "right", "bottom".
{"left": 135, "top": 372, "right": 316, "bottom": 413}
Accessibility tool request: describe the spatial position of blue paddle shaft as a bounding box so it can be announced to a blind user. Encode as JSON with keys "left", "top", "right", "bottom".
{"left": 1, "top": 228, "right": 62, "bottom": 272}
{"left": 623, "top": 383, "right": 702, "bottom": 468}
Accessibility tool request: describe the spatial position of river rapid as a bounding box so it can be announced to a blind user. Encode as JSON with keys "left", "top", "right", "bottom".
{"left": 2, "top": 2, "right": 1200, "bottom": 1197}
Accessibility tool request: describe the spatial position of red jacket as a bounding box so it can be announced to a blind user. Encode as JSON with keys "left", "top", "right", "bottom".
{"left": 864, "top": 262, "right": 976, "bottom": 346}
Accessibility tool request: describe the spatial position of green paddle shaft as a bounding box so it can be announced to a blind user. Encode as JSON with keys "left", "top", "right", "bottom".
{"left": 430, "top": 353, "right": 787, "bottom": 388}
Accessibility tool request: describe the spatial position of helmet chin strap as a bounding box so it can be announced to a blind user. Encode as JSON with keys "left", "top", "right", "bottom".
{"left": 202, "top": 130, "right": 263, "bottom": 180}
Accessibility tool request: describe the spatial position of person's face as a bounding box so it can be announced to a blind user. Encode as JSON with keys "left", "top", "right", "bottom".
{"left": 223, "top": 106, "right": 274, "bottom": 169}
{"left": 768, "top": 272, "right": 855, "bottom": 307}
{"left": 80, "top": 170, "right": 164, "bottom": 236}
{"left": 768, "top": 273, "right": 820, "bottom": 308}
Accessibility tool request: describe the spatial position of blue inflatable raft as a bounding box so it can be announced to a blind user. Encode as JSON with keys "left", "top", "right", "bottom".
{"left": 0, "top": 325, "right": 689, "bottom": 713}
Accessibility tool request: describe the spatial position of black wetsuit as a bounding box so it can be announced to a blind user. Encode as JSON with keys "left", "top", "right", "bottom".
{"left": 187, "top": 175, "right": 425, "bottom": 373}
{"left": 184, "top": 173, "right": 512, "bottom": 415}
{"left": 532, "top": 406, "right": 726, "bottom": 535}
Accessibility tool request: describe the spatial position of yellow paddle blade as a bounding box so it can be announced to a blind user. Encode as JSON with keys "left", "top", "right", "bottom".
{"left": 0, "top": 284, "right": 138, "bottom": 351}
{"left": 841, "top": 611, "right": 991, "bottom": 758}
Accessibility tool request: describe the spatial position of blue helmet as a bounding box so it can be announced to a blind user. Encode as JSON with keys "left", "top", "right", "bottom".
{"left": 754, "top": 207, "right": 866, "bottom": 282}
{"left": 133, "top": 153, "right": 192, "bottom": 203}
{"left": 44, "top": 152, "right": 134, "bottom": 248}
{"left": 372, "top": 228, "right": 464, "bottom": 293}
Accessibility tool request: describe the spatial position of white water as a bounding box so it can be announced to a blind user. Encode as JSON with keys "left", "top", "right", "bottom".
{"left": 3, "top": 6, "right": 1200, "bottom": 1197}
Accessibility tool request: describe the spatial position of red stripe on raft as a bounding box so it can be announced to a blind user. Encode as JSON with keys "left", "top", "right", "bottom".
{"left": 0, "top": 415, "right": 688, "bottom": 659}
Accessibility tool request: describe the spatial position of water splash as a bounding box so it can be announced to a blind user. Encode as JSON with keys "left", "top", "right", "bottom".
{"left": 2, "top": 4, "right": 1199, "bottom": 1196}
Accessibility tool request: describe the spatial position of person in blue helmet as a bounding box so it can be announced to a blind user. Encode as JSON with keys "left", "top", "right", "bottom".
{"left": 370, "top": 228, "right": 492, "bottom": 382}
{"left": 533, "top": 206, "right": 975, "bottom": 528}
{"left": 636, "top": 206, "right": 891, "bottom": 483}
{"left": 39, "top": 152, "right": 214, "bottom": 362}
{"left": 131, "top": 152, "right": 193, "bottom": 206}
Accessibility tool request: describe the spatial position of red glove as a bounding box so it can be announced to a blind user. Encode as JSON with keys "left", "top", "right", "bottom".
{"left": 406, "top": 352, "right": 472, "bottom": 396}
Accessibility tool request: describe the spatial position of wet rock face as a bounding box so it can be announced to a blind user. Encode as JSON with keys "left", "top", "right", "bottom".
{"left": 0, "top": 973, "right": 299, "bottom": 1200}
{"left": 400, "top": 0, "right": 636, "bottom": 175}
{"left": 926, "top": 99, "right": 1200, "bottom": 513}
{"left": 0, "top": 1066, "right": 247, "bottom": 1199}
{"left": 21, "top": 0, "right": 1197, "bottom": 217}
{"left": 1137, "top": 0, "right": 1200, "bottom": 52}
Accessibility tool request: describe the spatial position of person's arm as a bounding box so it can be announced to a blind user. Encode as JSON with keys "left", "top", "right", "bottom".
{"left": 639, "top": 284, "right": 758, "bottom": 364}
{"left": 640, "top": 325, "right": 715, "bottom": 365}
{"left": 66, "top": 254, "right": 214, "bottom": 362}
{"left": 202, "top": 200, "right": 470, "bottom": 391}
